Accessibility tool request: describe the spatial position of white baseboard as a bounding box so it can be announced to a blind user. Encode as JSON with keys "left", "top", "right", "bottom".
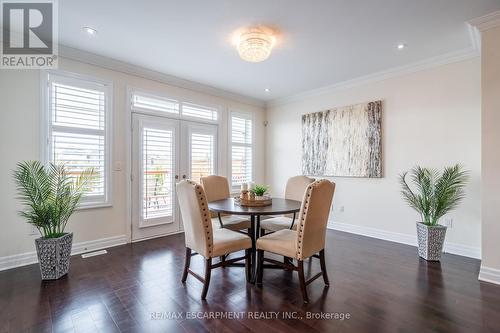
{"left": 71, "top": 235, "right": 127, "bottom": 255}
{"left": 0, "top": 235, "right": 127, "bottom": 272}
{"left": 479, "top": 266, "right": 500, "bottom": 285}
{"left": 131, "top": 230, "right": 184, "bottom": 243}
{"left": 328, "top": 221, "right": 481, "bottom": 259}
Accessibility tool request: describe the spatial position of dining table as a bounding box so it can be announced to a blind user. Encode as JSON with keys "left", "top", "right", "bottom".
{"left": 207, "top": 197, "right": 302, "bottom": 283}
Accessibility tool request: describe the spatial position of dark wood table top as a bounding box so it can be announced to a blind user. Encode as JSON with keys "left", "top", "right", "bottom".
{"left": 208, "top": 197, "right": 301, "bottom": 216}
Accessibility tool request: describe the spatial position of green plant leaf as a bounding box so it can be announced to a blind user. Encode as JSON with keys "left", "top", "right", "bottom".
{"left": 399, "top": 164, "right": 468, "bottom": 226}
{"left": 13, "top": 161, "right": 94, "bottom": 238}
{"left": 250, "top": 184, "right": 269, "bottom": 197}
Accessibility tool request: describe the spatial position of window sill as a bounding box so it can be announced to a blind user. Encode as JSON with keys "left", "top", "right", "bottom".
{"left": 76, "top": 202, "right": 112, "bottom": 211}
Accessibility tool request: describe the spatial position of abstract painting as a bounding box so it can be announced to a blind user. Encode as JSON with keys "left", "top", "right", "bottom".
{"left": 301, "top": 100, "right": 382, "bottom": 178}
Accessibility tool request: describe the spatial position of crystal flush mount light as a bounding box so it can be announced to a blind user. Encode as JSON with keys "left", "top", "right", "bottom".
{"left": 234, "top": 26, "right": 276, "bottom": 63}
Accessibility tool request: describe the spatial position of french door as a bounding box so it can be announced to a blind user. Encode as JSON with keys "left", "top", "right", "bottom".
{"left": 131, "top": 113, "right": 218, "bottom": 241}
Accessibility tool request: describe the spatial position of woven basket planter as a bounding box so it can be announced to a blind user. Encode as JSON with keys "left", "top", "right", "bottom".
{"left": 35, "top": 232, "right": 73, "bottom": 280}
{"left": 416, "top": 223, "right": 447, "bottom": 261}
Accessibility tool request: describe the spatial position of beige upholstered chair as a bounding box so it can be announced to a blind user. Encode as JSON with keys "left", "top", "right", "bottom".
{"left": 256, "top": 179, "right": 335, "bottom": 303}
{"left": 200, "top": 175, "right": 251, "bottom": 232}
{"left": 176, "top": 180, "right": 252, "bottom": 300}
{"left": 260, "top": 175, "right": 315, "bottom": 233}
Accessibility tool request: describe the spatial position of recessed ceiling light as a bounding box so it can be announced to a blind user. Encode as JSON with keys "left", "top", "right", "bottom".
{"left": 397, "top": 43, "right": 407, "bottom": 50}
{"left": 265, "top": 88, "right": 270, "bottom": 92}
{"left": 83, "top": 27, "right": 97, "bottom": 36}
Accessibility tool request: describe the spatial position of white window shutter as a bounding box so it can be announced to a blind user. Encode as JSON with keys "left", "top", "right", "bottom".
{"left": 231, "top": 114, "right": 253, "bottom": 187}
{"left": 47, "top": 74, "right": 111, "bottom": 206}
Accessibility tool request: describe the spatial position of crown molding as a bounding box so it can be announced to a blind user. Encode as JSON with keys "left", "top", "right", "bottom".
{"left": 467, "top": 22, "right": 482, "bottom": 51}
{"left": 468, "top": 10, "right": 500, "bottom": 32}
{"left": 267, "top": 47, "right": 479, "bottom": 108}
{"left": 58, "top": 45, "right": 265, "bottom": 108}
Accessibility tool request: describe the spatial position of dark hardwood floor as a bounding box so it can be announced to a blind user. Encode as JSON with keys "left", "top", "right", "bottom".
{"left": 1, "top": 230, "right": 500, "bottom": 333}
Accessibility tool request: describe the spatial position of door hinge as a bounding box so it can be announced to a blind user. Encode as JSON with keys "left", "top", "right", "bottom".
{"left": 130, "top": 174, "right": 134, "bottom": 182}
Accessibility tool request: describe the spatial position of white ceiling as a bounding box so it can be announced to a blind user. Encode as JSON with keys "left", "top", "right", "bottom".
{"left": 59, "top": 0, "right": 500, "bottom": 103}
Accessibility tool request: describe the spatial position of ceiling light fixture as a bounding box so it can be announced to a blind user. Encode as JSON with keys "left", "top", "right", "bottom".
{"left": 83, "top": 27, "right": 98, "bottom": 36}
{"left": 397, "top": 43, "right": 407, "bottom": 50}
{"left": 234, "top": 26, "right": 276, "bottom": 63}
{"left": 264, "top": 88, "right": 270, "bottom": 92}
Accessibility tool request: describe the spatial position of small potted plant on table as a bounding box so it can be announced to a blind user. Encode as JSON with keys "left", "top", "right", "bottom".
{"left": 13, "top": 161, "right": 93, "bottom": 280}
{"left": 250, "top": 184, "right": 269, "bottom": 200}
{"left": 399, "top": 164, "right": 468, "bottom": 261}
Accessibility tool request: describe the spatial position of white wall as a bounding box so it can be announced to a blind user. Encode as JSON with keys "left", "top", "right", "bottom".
{"left": 0, "top": 57, "right": 266, "bottom": 265}
{"left": 480, "top": 25, "right": 500, "bottom": 283}
{"left": 265, "top": 58, "right": 481, "bottom": 257}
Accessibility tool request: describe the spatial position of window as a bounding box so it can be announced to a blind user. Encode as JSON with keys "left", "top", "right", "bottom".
{"left": 142, "top": 127, "right": 174, "bottom": 220}
{"left": 44, "top": 72, "right": 112, "bottom": 207}
{"left": 130, "top": 91, "right": 219, "bottom": 122}
{"left": 230, "top": 113, "right": 253, "bottom": 189}
{"left": 131, "top": 92, "right": 179, "bottom": 115}
{"left": 182, "top": 103, "right": 218, "bottom": 121}
{"left": 190, "top": 132, "right": 215, "bottom": 182}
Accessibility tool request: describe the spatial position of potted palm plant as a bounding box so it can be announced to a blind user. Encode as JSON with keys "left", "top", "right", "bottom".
{"left": 13, "top": 161, "right": 93, "bottom": 280}
{"left": 399, "top": 164, "right": 468, "bottom": 261}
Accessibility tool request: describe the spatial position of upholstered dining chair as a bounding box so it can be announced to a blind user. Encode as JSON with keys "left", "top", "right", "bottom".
{"left": 256, "top": 179, "right": 335, "bottom": 303}
{"left": 260, "top": 175, "right": 315, "bottom": 233}
{"left": 200, "top": 175, "right": 251, "bottom": 232}
{"left": 176, "top": 180, "right": 252, "bottom": 300}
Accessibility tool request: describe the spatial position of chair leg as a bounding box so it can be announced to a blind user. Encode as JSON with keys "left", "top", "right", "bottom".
{"left": 319, "top": 249, "right": 330, "bottom": 286}
{"left": 260, "top": 228, "right": 266, "bottom": 237}
{"left": 201, "top": 258, "right": 212, "bottom": 300}
{"left": 181, "top": 247, "right": 191, "bottom": 283}
{"left": 256, "top": 250, "right": 264, "bottom": 285}
{"left": 284, "top": 256, "right": 292, "bottom": 269}
{"left": 297, "top": 260, "right": 309, "bottom": 304}
{"left": 245, "top": 249, "right": 251, "bottom": 282}
{"left": 220, "top": 255, "right": 226, "bottom": 268}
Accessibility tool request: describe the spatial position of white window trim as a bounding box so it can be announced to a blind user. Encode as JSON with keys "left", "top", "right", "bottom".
{"left": 40, "top": 69, "right": 113, "bottom": 209}
{"left": 129, "top": 87, "right": 221, "bottom": 125}
{"left": 228, "top": 110, "right": 255, "bottom": 191}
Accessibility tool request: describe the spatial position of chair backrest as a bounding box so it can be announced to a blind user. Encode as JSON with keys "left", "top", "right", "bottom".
{"left": 284, "top": 175, "right": 315, "bottom": 218}
{"left": 295, "top": 179, "right": 335, "bottom": 260}
{"left": 285, "top": 175, "right": 315, "bottom": 201}
{"left": 176, "top": 180, "right": 214, "bottom": 258}
{"left": 200, "top": 175, "right": 230, "bottom": 202}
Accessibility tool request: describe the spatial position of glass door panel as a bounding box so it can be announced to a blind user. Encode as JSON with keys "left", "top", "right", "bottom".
{"left": 132, "top": 114, "right": 180, "bottom": 240}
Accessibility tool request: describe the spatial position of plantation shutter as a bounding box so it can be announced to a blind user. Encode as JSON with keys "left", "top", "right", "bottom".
{"left": 182, "top": 103, "right": 218, "bottom": 121}
{"left": 142, "top": 128, "right": 174, "bottom": 220}
{"left": 131, "top": 93, "right": 180, "bottom": 115}
{"left": 190, "top": 132, "right": 215, "bottom": 182}
{"left": 231, "top": 114, "right": 253, "bottom": 188}
{"left": 47, "top": 74, "right": 110, "bottom": 205}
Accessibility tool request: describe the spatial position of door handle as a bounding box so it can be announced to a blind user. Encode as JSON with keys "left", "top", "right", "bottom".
{"left": 175, "top": 175, "right": 179, "bottom": 180}
{"left": 182, "top": 175, "right": 186, "bottom": 179}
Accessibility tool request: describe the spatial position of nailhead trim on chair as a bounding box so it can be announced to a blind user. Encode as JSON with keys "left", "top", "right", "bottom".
{"left": 295, "top": 179, "right": 329, "bottom": 260}
{"left": 187, "top": 180, "right": 213, "bottom": 257}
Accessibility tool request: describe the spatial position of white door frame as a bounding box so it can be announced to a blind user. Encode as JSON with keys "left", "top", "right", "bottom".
{"left": 126, "top": 87, "right": 221, "bottom": 243}
{"left": 131, "top": 114, "right": 182, "bottom": 241}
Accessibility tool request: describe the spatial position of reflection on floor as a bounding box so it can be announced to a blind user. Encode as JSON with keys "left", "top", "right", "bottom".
{"left": 1, "top": 230, "right": 499, "bottom": 333}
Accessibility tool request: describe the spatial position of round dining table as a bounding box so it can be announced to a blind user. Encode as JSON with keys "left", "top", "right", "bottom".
{"left": 207, "top": 197, "right": 302, "bottom": 283}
